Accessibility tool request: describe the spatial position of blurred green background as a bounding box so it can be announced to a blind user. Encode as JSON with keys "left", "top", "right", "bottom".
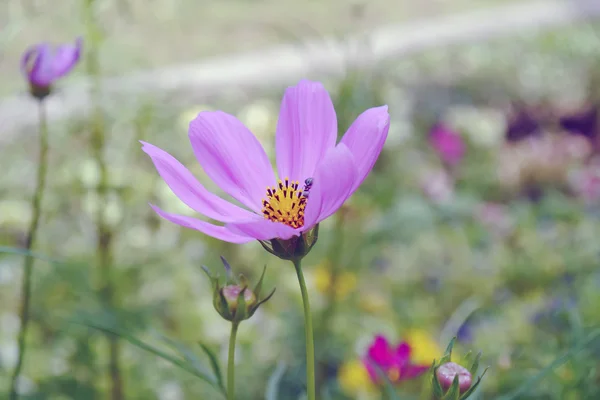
{"left": 2, "top": 0, "right": 600, "bottom": 399}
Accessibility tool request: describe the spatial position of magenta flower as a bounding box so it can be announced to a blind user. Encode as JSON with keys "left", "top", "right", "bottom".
{"left": 141, "top": 80, "right": 389, "bottom": 244}
{"left": 21, "top": 38, "right": 83, "bottom": 89}
{"left": 429, "top": 123, "right": 465, "bottom": 166}
{"left": 362, "top": 335, "right": 429, "bottom": 385}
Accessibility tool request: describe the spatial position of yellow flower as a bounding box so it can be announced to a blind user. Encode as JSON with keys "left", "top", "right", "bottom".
{"left": 404, "top": 329, "right": 442, "bottom": 366}
{"left": 338, "top": 360, "right": 374, "bottom": 395}
{"left": 359, "top": 292, "right": 389, "bottom": 314}
{"left": 313, "top": 264, "right": 357, "bottom": 300}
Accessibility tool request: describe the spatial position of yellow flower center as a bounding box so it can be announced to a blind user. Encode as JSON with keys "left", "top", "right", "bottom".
{"left": 387, "top": 366, "right": 401, "bottom": 382}
{"left": 261, "top": 178, "right": 309, "bottom": 228}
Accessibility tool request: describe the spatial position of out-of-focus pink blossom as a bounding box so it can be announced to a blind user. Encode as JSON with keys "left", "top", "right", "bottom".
{"left": 474, "top": 203, "right": 514, "bottom": 237}
{"left": 429, "top": 123, "right": 465, "bottom": 166}
{"left": 21, "top": 38, "right": 82, "bottom": 88}
{"left": 569, "top": 158, "right": 600, "bottom": 204}
{"left": 420, "top": 169, "right": 454, "bottom": 204}
{"left": 362, "top": 335, "right": 429, "bottom": 385}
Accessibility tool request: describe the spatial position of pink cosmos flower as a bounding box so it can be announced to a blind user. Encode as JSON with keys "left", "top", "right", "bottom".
{"left": 21, "top": 38, "right": 83, "bottom": 87}
{"left": 362, "top": 335, "right": 429, "bottom": 385}
{"left": 141, "top": 80, "right": 389, "bottom": 244}
{"left": 429, "top": 123, "right": 465, "bottom": 166}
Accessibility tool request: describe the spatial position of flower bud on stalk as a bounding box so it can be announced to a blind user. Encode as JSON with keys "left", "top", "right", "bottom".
{"left": 202, "top": 256, "right": 275, "bottom": 323}
{"left": 429, "top": 338, "right": 488, "bottom": 400}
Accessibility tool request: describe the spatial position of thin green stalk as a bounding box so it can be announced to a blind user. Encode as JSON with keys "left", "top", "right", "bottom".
{"left": 314, "top": 212, "right": 345, "bottom": 392}
{"left": 227, "top": 322, "right": 240, "bottom": 400}
{"left": 293, "top": 259, "right": 316, "bottom": 400}
{"left": 84, "top": 0, "right": 123, "bottom": 397}
{"left": 9, "top": 101, "right": 49, "bottom": 400}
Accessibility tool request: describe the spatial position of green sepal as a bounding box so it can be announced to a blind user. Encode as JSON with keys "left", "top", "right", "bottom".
{"left": 443, "top": 375, "right": 461, "bottom": 400}
{"left": 216, "top": 287, "right": 231, "bottom": 320}
{"left": 258, "top": 224, "right": 320, "bottom": 261}
{"left": 248, "top": 287, "right": 277, "bottom": 318}
{"left": 469, "top": 352, "right": 482, "bottom": 376}
{"left": 441, "top": 337, "right": 456, "bottom": 364}
{"left": 220, "top": 256, "right": 235, "bottom": 284}
{"left": 431, "top": 364, "right": 444, "bottom": 399}
{"left": 253, "top": 265, "right": 268, "bottom": 298}
{"left": 201, "top": 265, "right": 219, "bottom": 290}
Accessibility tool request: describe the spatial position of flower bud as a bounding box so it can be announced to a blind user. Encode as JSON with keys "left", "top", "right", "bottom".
{"left": 429, "top": 338, "right": 488, "bottom": 400}
{"left": 258, "top": 224, "right": 319, "bottom": 261}
{"left": 21, "top": 38, "right": 83, "bottom": 101}
{"left": 202, "top": 256, "right": 275, "bottom": 323}
{"left": 436, "top": 362, "right": 472, "bottom": 393}
{"left": 221, "top": 285, "right": 257, "bottom": 314}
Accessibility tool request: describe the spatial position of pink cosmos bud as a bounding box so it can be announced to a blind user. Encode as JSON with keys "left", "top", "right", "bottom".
{"left": 221, "top": 285, "right": 257, "bottom": 314}
{"left": 436, "top": 362, "right": 472, "bottom": 394}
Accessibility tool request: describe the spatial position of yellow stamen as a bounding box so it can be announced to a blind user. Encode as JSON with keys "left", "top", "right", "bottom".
{"left": 261, "top": 178, "right": 308, "bottom": 228}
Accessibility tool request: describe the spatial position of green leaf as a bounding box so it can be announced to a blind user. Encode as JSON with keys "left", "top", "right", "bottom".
{"left": 265, "top": 361, "right": 286, "bottom": 400}
{"left": 157, "top": 334, "right": 214, "bottom": 379}
{"left": 0, "top": 246, "right": 60, "bottom": 264}
{"left": 73, "top": 319, "right": 225, "bottom": 397}
{"left": 497, "top": 329, "right": 600, "bottom": 400}
{"left": 198, "top": 342, "right": 224, "bottom": 392}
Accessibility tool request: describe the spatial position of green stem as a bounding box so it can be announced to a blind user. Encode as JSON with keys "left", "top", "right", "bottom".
{"left": 84, "top": 1, "right": 123, "bottom": 398}
{"left": 227, "top": 322, "right": 240, "bottom": 400}
{"left": 293, "top": 259, "right": 316, "bottom": 400}
{"left": 314, "top": 213, "right": 345, "bottom": 392}
{"left": 9, "top": 101, "right": 49, "bottom": 400}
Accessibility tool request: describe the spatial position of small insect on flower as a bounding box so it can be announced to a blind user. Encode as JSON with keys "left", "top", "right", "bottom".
{"left": 302, "top": 177, "right": 314, "bottom": 198}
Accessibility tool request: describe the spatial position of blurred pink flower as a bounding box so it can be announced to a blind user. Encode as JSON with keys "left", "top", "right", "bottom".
{"left": 429, "top": 123, "right": 465, "bottom": 166}
{"left": 569, "top": 158, "right": 600, "bottom": 204}
{"left": 474, "top": 202, "right": 514, "bottom": 237}
{"left": 362, "top": 335, "right": 429, "bottom": 385}
{"left": 142, "top": 80, "right": 390, "bottom": 243}
{"left": 21, "top": 38, "right": 82, "bottom": 87}
{"left": 420, "top": 169, "right": 454, "bottom": 203}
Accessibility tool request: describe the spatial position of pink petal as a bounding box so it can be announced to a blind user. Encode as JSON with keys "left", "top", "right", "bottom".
{"left": 275, "top": 80, "right": 337, "bottom": 182}
{"left": 362, "top": 357, "right": 380, "bottom": 383}
{"left": 150, "top": 204, "right": 254, "bottom": 244}
{"left": 303, "top": 144, "right": 357, "bottom": 228}
{"left": 226, "top": 219, "right": 298, "bottom": 241}
{"left": 188, "top": 111, "right": 276, "bottom": 213}
{"left": 400, "top": 364, "right": 429, "bottom": 380}
{"left": 340, "top": 105, "right": 390, "bottom": 194}
{"left": 23, "top": 44, "right": 54, "bottom": 86}
{"left": 367, "top": 335, "right": 394, "bottom": 366}
{"left": 52, "top": 37, "right": 83, "bottom": 78}
{"left": 141, "top": 141, "right": 261, "bottom": 223}
{"left": 394, "top": 342, "right": 412, "bottom": 367}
